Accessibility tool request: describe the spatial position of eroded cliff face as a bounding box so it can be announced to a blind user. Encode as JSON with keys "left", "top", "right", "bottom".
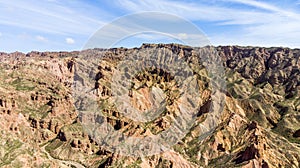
{"left": 0, "top": 44, "right": 299, "bottom": 167}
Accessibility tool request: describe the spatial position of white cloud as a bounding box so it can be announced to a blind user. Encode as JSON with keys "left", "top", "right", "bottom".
{"left": 116, "top": 0, "right": 300, "bottom": 24}
{"left": 1, "top": 0, "right": 300, "bottom": 51}
{"left": 0, "top": 0, "right": 109, "bottom": 35}
{"left": 66, "top": 37, "right": 75, "bottom": 44}
{"left": 225, "top": 0, "right": 300, "bottom": 18}
{"left": 116, "top": 0, "right": 300, "bottom": 48}
{"left": 116, "top": 0, "right": 272, "bottom": 24}
{"left": 36, "top": 35, "right": 48, "bottom": 42}
{"left": 0, "top": 32, "right": 2, "bottom": 37}
{"left": 177, "top": 33, "right": 188, "bottom": 40}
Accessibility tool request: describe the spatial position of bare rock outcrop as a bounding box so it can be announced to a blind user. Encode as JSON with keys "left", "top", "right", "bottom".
{"left": 0, "top": 44, "right": 299, "bottom": 167}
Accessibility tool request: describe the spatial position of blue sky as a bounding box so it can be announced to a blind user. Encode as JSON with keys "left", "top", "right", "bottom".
{"left": 0, "top": 0, "right": 300, "bottom": 52}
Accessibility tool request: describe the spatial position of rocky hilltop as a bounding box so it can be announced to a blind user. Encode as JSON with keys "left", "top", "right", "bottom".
{"left": 0, "top": 44, "right": 299, "bottom": 167}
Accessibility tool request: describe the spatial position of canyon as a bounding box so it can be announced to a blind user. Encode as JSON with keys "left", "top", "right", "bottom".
{"left": 0, "top": 44, "right": 299, "bottom": 167}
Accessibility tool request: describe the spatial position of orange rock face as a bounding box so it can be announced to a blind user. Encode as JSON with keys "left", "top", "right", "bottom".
{"left": 0, "top": 44, "right": 299, "bottom": 167}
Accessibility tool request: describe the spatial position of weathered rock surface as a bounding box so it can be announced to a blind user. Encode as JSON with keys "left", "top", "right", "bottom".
{"left": 0, "top": 44, "right": 299, "bottom": 167}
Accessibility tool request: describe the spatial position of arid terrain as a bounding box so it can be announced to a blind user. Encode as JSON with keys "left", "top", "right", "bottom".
{"left": 0, "top": 44, "right": 299, "bottom": 167}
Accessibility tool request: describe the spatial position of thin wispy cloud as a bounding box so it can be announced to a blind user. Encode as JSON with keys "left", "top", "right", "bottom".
{"left": 115, "top": 0, "right": 300, "bottom": 47}
{"left": 0, "top": 0, "right": 107, "bottom": 35}
{"left": 0, "top": 0, "right": 299, "bottom": 52}
{"left": 115, "top": 0, "right": 272, "bottom": 24}
{"left": 226, "top": 0, "right": 300, "bottom": 18}
{"left": 0, "top": 0, "right": 115, "bottom": 52}
{"left": 116, "top": 0, "right": 300, "bottom": 25}
{"left": 36, "top": 35, "right": 48, "bottom": 42}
